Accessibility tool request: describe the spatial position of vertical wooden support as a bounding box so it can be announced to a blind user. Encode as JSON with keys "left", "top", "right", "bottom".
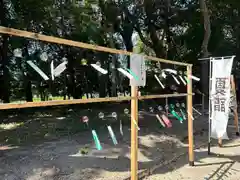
{"left": 187, "top": 65, "right": 194, "bottom": 166}
{"left": 131, "top": 86, "right": 138, "bottom": 180}
{"left": 234, "top": 109, "right": 239, "bottom": 136}
{"left": 202, "top": 93, "right": 205, "bottom": 113}
{"left": 218, "top": 138, "right": 222, "bottom": 147}
{"left": 230, "top": 75, "right": 239, "bottom": 136}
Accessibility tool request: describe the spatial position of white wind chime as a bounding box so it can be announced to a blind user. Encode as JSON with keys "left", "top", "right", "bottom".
{"left": 153, "top": 67, "right": 201, "bottom": 120}
{"left": 154, "top": 68, "right": 200, "bottom": 89}
{"left": 15, "top": 48, "right": 138, "bottom": 82}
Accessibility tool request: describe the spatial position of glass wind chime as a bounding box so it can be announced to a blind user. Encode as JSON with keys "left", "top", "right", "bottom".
{"left": 146, "top": 101, "right": 189, "bottom": 128}
{"left": 81, "top": 108, "right": 131, "bottom": 150}
{"left": 150, "top": 65, "right": 201, "bottom": 126}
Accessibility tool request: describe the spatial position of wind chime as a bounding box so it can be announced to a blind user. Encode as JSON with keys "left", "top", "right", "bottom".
{"left": 80, "top": 108, "right": 133, "bottom": 150}
{"left": 144, "top": 65, "right": 202, "bottom": 128}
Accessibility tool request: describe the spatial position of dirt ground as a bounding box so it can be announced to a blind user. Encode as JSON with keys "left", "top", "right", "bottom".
{"left": 144, "top": 134, "right": 240, "bottom": 180}
{"left": 0, "top": 104, "right": 236, "bottom": 180}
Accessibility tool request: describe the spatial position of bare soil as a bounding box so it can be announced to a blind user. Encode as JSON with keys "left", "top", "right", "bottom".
{"left": 0, "top": 104, "right": 225, "bottom": 180}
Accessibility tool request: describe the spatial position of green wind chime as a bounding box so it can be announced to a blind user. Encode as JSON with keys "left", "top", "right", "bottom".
{"left": 176, "top": 103, "right": 187, "bottom": 120}
{"left": 82, "top": 116, "right": 102, "bottom": 151}
{"left": 169, "top": 104, "right": 184, "bottom": 123}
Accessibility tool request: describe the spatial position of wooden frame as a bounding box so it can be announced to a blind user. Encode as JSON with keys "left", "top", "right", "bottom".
{"left": 0, "top": 93, "right": 191, "bottom": 110}
{"left": 0, "top": 26, "right": 194, "bottom": 180}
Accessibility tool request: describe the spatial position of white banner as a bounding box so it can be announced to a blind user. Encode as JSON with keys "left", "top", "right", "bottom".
{"left": 210, "top": 57, "right": 234, "bottom": 139}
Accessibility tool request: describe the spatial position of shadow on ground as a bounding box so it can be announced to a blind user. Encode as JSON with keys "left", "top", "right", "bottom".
{"left": 0, "top": 102, "right": 233, "bottom": 180}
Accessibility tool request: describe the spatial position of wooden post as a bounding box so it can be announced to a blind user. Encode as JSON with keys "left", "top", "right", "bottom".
{"left": 234, "top": 109, "right": 239, "bottom": 136}
{"left": 218, "top": 137, "right": 222, "bottom": 147}
{"left": 131, "top": 86, "right": 138, "bottom": 180}
{"left": 187, "top": 65, "right": 194, "bottom": 166}
{"left": 230, "top": 75, "right": 239, "bottom": 136}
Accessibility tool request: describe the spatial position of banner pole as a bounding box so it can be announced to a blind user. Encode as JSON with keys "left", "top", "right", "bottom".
{"left": 208, "top": 58, "right": 212, "bottom": 155}
{"left": 187, "top": 65, "right": 194, "bottom": 166}
{"left": 131, "top": 86, "right": 138, "bottom": 180}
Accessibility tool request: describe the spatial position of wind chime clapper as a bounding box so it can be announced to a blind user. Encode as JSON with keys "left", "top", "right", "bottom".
{"left": 111, "top": 111, "right": 125, "bottom": 140}
{"left": 81, "top": 115, "right": 102, "bottom": 151}
{"left": 181, "top": 102, "right": 194, "bottom": 121}
{"left": 124, "top": 108, "right": 140, "bottom": 131}
{"left": 98, "top": 112, "right": 118, "bottom": 146}
{"left": 112, "top": 111, "right": 124, "bottom": 137}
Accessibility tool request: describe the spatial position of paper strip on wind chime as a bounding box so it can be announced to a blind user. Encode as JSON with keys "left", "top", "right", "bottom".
{"left": 161, "top": 114, "right": 172, "bottom": 128}
{"left": 117, "top": 68, "right": 134, "bottom": 79}
{"left": 27, "top": 61, "right": 49, "bottom": 80}
{"left": 170, "top": 105, "right": 183, "bottom": 123}
{"left": 91, "top": 64, "right": 108, "bottom": 74}
{"left": 54, "top": 61, "right": 67, "bottom": 77}
{"left": 154, "top": 74, "right": 165, "bottom": 88}
{"left": 107, "top": 125, "right": 118, "bottom": 145}
{"left": 156, "top": 114, "right": 166, "bottom": 127}
{"left": 92, "top": 130, "right": 102, "bottom": 150}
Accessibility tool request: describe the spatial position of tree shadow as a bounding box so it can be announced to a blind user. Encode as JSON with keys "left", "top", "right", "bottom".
{"left": 0, "top": 104, "right": 226, "bottom": 180}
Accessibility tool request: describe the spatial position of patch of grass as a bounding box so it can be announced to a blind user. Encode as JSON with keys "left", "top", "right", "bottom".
{"left": 33, "top": 96, "right": 65, "bottom": 102}
{"left": 0, "top": 122, "right": 24, "bottom": 131}
{"left": 79, "top": 146, "right": 89, "bottom": 155}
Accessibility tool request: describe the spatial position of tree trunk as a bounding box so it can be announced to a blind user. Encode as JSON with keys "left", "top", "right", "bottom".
{"left": 200, "top": 0, "right": 211, "bottom": 58}
{"left": 199, "top": 0, "right": 211, "bottom": 105}
{"left": 0, "top": 0, "right": 10, "bottom": 103}
{"left": 109, "top": 32, "right": 117, "bottom": 97}
{"left": 144, "top": 0, "right": 167, "bottom": 68}
{"left": 120, "top": 29, "right": 132, "bottom": 94}
{"left": 23, "top": 44, "right": 33, "bottom": 102}
{"left": 98, "top": 53, "right": 108, "bottom": 97}
{"left": 67, "top": 54, "right": 77, "bottom": 99}
{"left": 0, "top": 35, "right": 10, "bottom": 103}
{"left": 25, "top": 76, "right": 33, "bottom": 102}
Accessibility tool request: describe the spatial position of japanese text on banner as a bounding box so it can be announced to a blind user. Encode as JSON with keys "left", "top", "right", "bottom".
{"left": 213, "top": 77, "right": 229, "bottom": 113}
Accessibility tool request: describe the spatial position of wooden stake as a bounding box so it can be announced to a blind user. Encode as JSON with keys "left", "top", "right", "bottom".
{"left": 218, "top": 137, "right": 222, "bottom": 147}
{"left": 187, "top": 65, "right": 194, "bottom": 166}
{"left": 234, "top": 109, "right": 239, "bottom": 136}
{"left": 131, "top": 86, "right": 138, "bottom": 180}
{"left": 230, "top": 75, "right": 239, "bottom": 136}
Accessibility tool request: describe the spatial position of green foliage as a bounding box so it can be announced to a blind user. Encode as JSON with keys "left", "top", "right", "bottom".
{"left": 1, "top": 0, "right": 240, "bottom": 103}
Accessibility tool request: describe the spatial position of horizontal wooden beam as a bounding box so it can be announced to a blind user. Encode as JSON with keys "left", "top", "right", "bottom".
{"left": 138, "top": 93, "right": 190, "bottom": 100}
{"left": 0, "top": 26, "right": 191, "bottom": 66}
{"left": 0, "top": 97, "right": 133, "bottom": 110}
{"left": 0, "top": 93, "right": 190, "bottom": 110}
